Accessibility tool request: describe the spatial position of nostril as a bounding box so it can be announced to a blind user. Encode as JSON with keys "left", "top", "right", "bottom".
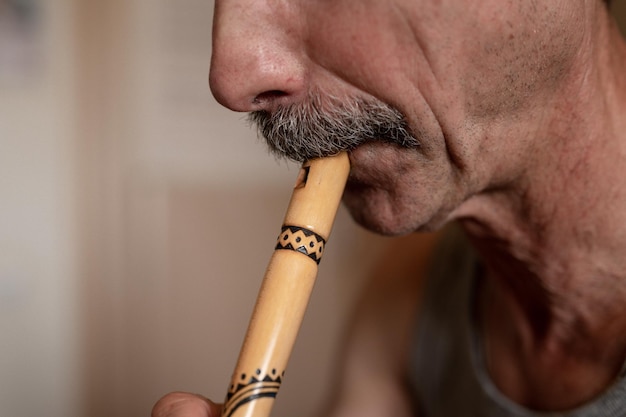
{"left": 253, "top": 90, "right": 289, "bottom": 105}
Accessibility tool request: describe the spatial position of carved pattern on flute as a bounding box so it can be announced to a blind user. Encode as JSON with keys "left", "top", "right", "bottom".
{"left": 223, "top": 368, "right": 285, "bottom": 417}
{"left": 275, "top": 225, "right": 326, "bottom": 264}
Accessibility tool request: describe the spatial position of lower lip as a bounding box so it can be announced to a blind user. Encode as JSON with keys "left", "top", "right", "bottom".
{"left": 346, "top": 140, "right": 421, "bottom": 186}
{"left": 345, "top": 142, "right": 383, "bottom": 186}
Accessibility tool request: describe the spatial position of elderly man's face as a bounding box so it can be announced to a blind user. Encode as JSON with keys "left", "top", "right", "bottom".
{"left": 210, "top": 0, "right": 586, "bottom": 234}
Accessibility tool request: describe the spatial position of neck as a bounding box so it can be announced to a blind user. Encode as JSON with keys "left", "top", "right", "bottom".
{"left": 451, "top": 8, "right": 626, "bottom": 411}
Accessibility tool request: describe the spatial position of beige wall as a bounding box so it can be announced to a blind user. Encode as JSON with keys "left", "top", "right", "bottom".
{"left": 1, "top": 2, "right": 625, "bottom": 417}
{"left": 0, "top": 1, "right": 81, "bottom": 416}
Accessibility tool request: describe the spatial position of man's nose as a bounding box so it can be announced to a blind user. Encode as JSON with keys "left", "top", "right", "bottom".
{"left": 209, "top": 0, "right": 308, "bottom": 112}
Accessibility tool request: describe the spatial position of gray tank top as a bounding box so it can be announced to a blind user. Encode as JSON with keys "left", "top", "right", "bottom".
{"left": 409, "top": 225, "right": 626, "bottom": 416}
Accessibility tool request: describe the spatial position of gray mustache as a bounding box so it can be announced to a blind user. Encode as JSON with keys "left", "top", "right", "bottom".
{"left": 248, "top": 95, "right": 420, "bottom": 162}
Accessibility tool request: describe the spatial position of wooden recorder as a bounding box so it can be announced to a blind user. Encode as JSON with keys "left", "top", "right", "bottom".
{"left": 221, "top": 152, "right": 350, "bottom": 417}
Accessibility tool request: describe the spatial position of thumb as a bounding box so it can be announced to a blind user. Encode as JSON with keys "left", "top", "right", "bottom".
{"left": 152, "top": 392, "right": 222, "bottom": 417}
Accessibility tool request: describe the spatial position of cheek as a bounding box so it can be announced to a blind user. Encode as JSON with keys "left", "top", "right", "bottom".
{"left": 459, "top": 2, "right": 585, "bottom": 119}
{"left": 303, "top": 2, "right": 415, "bottom": 94}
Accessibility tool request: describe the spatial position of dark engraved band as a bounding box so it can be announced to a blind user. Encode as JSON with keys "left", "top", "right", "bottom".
{"left": 275, "top": 225, "right": 326, "bottom": 264}
{"left": 223, "top": 370, "right": 284, "bottom": 417}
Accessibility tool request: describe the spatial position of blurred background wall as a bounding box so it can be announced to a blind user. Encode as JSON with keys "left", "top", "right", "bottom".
{"left": 1, "top": 0, "right": 80, "bottom": 416}
{"left": 1, "top": 1, "right": 625, "bottom": 417}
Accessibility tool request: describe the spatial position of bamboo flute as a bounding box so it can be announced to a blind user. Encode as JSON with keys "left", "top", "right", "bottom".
{"left": 221, "top": 152, "right": 350, "bottom": 417}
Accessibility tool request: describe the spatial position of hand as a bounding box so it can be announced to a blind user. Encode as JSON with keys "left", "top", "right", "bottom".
{"left": 152, "top": 392, "right": 222, "bottom": 417}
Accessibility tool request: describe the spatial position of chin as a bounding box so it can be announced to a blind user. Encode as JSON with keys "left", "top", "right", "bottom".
{"left": 342, "top": 183, "right": 450, "bottom": 236}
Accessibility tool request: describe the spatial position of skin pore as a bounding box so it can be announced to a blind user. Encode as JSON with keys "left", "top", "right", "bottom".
{"left": 207, "top": 0, "right": 626, "bottom": 412}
